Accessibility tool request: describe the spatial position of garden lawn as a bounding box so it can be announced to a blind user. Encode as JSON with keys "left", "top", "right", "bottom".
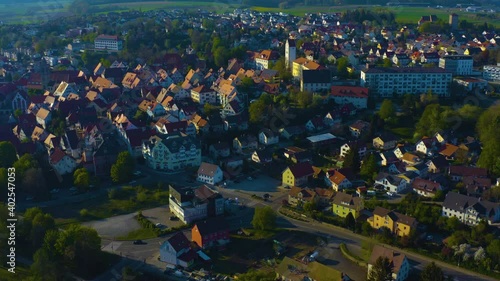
{"left": 116, "top": 227, "right": 158, "bottom": 240}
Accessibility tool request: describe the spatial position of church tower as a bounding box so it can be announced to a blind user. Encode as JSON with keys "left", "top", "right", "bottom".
{"left": 285, "top": 38, "right": 296, "bottom": 69}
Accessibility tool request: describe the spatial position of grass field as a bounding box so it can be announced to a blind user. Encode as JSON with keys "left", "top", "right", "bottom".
{"left": 48, "top": 186, "right": 169, "bottom": 227}
{"left": 0, "top": 265, "right": 31, "bottom": 280}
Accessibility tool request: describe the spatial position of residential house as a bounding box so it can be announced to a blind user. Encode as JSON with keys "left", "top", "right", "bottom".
{"left": 379, "top": 151, "right": 399, "bottom": 167}
{"left": 340, "top": 141, "right": 367, "bottom": 159}
{"left": 191, "top": 85, "right": 217, "bottom": 105}
{"left": 279, "top": 125, "right": 305, "bottom": 140}
{"left": 192, "top": 217, "right": 230, "bottom": 249}
{"left": 368, "top": 245, "right": 410, "bottom": 281}
{"left": 288, "top": 186, "right": 318, "bottom": 207}
{"left": 254, "top": 50, "right": 279, "bottom": 70}
{"left": 169, "top": 185, "right": 224, "bottom": 224}
{"left": 426, "top": 155, "right": 449, "bottom": 173}
{"left": 197, "top": 162, "right": 223, "bottom": 185}
{"left": 305, "top": 117, "right": 325, "bottom": 132}
{"left": 209, "top": 142, "right": 230, "bottom": 159}
{"left": 301, "top": 69, "right": 331, "bottom": 92}
{"left": 448, "top": 166, "right": 488, "bottom": 182}
{"left": 35, "top": 108, "right": 51, "bottom": 128}
{"left": 282, "top": 162, "right": 314, "bottom": 187}
{"left": 438, "top": 143, "right": 461, "bottom": 160}
{"left": 375, "top": 173, "right": 409, "bottom": 194}
{"left": 233, "top": 135, "right": 258, "bottom": 154}
{"left": 368, "top": 207, "right": 418, "bottom": 237}
{"left": 315, "top": 187, "right": 335, "bottom": 207}
{"left": 373, "top": 132, "right": 398, "bottom": 151}
{"left": 49, "top": 148, "right": 76, "bottom": 176}
{"left": 142, "top": 133, "right": 201, "bottom": 171}
{"left": 402, "top": 152, "right": 421, "bottom": 166}
{"left": 325, "top": 170, "right": 352, "bottom": 191}
{"left": 330, "top": 86, "right": 368, "bottom": 109}
{"left": 332, "top": 192, "right": 364, "bottom": 218}
{"left": 442, "top": 192, "right": 500, "bottom": 225}
{"left": 411, "top": 178, "right": 442, "bottom": 198}
{"left": 284, "top": 147, "right": 312, "bottom": 164}
{"left": 89, "top": 134, "right": 128, "bottom": 177}
{"left": 349, "top": 120, "right": 370, "bottom": 138}
{"left": 323, "top": 110, "right": 342, "bottom": 127}
{"left": 251, "top": 149, "right": 273, "bottom": 164}
{"left": 259, "top": 130, "right": 279, "bottom": 146}
{"left": 464, "top": 176, "right": 492, "bottom": 197}
{"left": 159, "top": 232, "right": 196, "bottom": 268}
{"left": 415, "top": 137, "right": 436, "bottom": 157}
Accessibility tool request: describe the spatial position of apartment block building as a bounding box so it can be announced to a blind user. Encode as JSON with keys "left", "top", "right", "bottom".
{"left": 94, "top": 34, "right": 123, "bottom": 51}
{"left": 438, "top": 55, "right": 473, "bottom": 75}
{"left": 483, "top": 64, "right": 500, "bottom": 81}
{"left": 142, "top": 133, "right": 201, "bottom": 171}
{"left": 360, "top": 66, "right": 452, "bottom": 97}
{"left": 169, "top": 185, "right": 225, "bottom": 224}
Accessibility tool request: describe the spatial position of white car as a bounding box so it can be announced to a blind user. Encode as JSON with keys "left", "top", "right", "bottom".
{"left": 69, "top": 186, "right": 78, "bottom": 192}
{"left": 50, "top": 189, "right": 59, "bottom": 194}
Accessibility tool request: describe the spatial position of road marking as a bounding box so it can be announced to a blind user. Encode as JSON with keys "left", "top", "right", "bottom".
{"left": 102, "top": 241, "right": 122, "bottom": 252}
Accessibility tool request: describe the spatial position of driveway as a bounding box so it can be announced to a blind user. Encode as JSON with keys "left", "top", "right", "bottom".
{"left": 83, "top": 212, "right": 140, "bottom": 239}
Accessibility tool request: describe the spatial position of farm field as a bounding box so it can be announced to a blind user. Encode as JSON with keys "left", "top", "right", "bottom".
{"left": 0, "top": 0, "right": 498, "bottom": 27}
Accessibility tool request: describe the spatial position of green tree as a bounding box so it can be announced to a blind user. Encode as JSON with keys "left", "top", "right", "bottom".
{"left": 249, "top": 99, "right": 267, "bottom": 123}
{"left": 30, "top": 212, "right": 55, "bottom": 248}
{"left": 110, "top": 151, "right": 134, "bottom": 183}
{"left": 415, "top": 104, "right": 457, "bottom": 139}
{"left": 31, "top": 247, "right": 64, "bottom": 281}
{"left": 486, "top": 239, "right": 500, "bottom": 265}
{"left": 360, "top": 154, "right": 378, "bottom": 182}
{"left": 213, "top": 46, "right": 229, "bottom": 67}
{"left": 303, "top": 201, "right": 317, "bottom": 214}
{"left": 133, "top": 109, "right": 148, "bottom": 122}
{"left": 378, "top": 99, "right": 395, "bottom": 121}
{"left": 343, "top": 145, "right": 360, "bottom": 173}
{"left": 382, "top": 58, "right": 392, "bottom": 67}
{"left": 73, "top": 168, "right": 90, "bottom": 190}
{"left": 476, "top": 105, "right": 500, "bottom": 176}
{"left": 367, "top": 256, "right": 393, "bottom": 281}
{"left": 0, "top": 141, "right": 17, "bottom": 168}
{"left": 13, "top": 154, "right": 38, "bottom": 177}
{"left": 337, "top": 57, "right": 349, "bottom": 79}
{"left": 420, "top": 262, "right": 444, "bottom": 281}
{"left": 345, "top": 212, "right": 356, "bottom": 230}
{"left": 203, "top": 103, "right": 220, "bottom": 116}
{"left": 297, "top": 91, "right": 313, "bottom": 108}
{"left": 55, "top": 224, "right": 102, "bottom": 275}
{"left": 240, "top": 76, "right": 254, "bottom": 91}
{"left": 252, "top": 206, "right": 276, "bottom": 231}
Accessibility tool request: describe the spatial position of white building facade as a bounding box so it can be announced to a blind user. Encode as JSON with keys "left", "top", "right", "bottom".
{"left": 360, "top": 66, "right": 452, "bottom": 97}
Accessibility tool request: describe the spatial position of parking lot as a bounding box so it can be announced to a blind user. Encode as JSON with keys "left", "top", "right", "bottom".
{"left": 141, "top": 205, "right": 185, "bottom": 229}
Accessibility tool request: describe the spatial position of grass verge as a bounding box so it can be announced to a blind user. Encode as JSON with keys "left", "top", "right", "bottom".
{"left": 340, "top": 243, "right": 367, "bottom": 267}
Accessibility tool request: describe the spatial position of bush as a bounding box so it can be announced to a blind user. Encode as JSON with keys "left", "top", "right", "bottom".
{"left": 137, "top": 191, "right": 148, "bottom": 203}
{"left": 79, "top": 208, "right": 89, "bottom": 217}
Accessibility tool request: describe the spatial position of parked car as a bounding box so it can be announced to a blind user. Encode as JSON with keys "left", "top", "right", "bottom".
{"left": 155, "top": 223, "right": 164, "bottom": 228}
{"left": 69, "top": 186, "right": 78, "bottom": 192}
{"left": 169, "top": 216, "right": 179, "bottom": 221}
{"left": 133, "top": 240, "right": 145, "bottom": 245}
{"left": 129, "top": 180, "right": 137, "bottom": 185}
{"left": 26, "top": 196, "right": 34, "bottom": 201}
{"left": 50, "top": 189, "right": 59, "bottom": 194}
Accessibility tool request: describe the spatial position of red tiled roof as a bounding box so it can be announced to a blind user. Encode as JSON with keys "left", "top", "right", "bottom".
{"left": 50, "top": 148, "right": 66, "bottom": 164}
{"left": 331, "top": 86, "right": 369, "bottom": 98}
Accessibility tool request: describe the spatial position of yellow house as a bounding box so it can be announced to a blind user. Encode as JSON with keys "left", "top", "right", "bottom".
{"left": 332, "top": 192, "right": 364, "bottom": 218}
{"left": 292, "top": 57, "right": 308, "bottom": 79}
{"left": 282, "top": 163, "right": 314, "bottom": 187}
{"left": 367, "top": 207, "right": 417, "bottom": 237}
